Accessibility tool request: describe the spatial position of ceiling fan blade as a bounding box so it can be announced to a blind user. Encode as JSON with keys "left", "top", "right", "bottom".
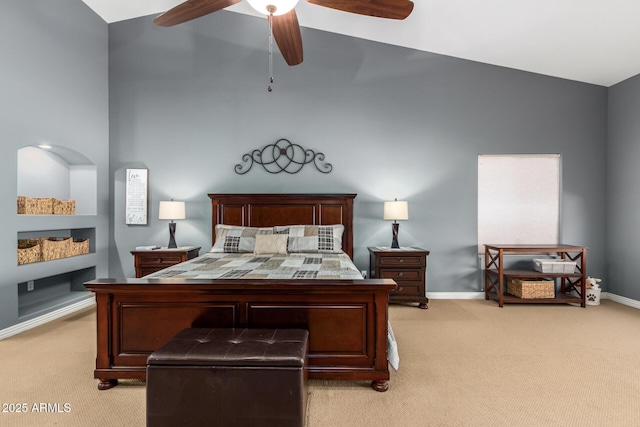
{"left": 307, "top": 0, "right": 414, "bottom": 20}
{"left": 153, "top": 0, "right": 242, "bottom": 27}
{"left": 272, "top": 10, "right": 304, "bottom": 66}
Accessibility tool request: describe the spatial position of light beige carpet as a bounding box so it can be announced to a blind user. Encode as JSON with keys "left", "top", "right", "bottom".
{"left": 1, "top": 299, "right": 639, "bottom": 426}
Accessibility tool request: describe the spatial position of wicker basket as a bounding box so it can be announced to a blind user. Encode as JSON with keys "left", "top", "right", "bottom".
{"left": 507, "top": 278, "right": 555, "bottom": 299}
{"left": 17, "top": 239, "right": 42, "bottom": 265}
{"left": 53, "top": 199, "right": 76, "bottom": 215}
{"left": 17, "top": 196, "right": 55, "bottom": 214}
{"left": 68, "top": 238, "right": 89, "bottom": 257}
{"left": 41, "top": 237, "right": 72, "bottom": 261}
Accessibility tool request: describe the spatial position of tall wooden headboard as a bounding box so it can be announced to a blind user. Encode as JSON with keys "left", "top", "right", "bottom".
{"left": 208, "top": 193, "right": 357, "bottom": 259}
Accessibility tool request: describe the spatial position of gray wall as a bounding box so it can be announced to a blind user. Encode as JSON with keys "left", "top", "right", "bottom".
{"left": 1, "top": 1, "right": 109, "bottom": 329}
{"left": 109, "top": 10, "right": 608, "bottom": 292}
{"left": 607, "top": 74, "right": 640, "bottom": 301}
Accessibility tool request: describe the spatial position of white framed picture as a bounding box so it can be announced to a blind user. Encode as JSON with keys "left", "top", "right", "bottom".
{"left": 125, "top": 168, "right": 148, "bottom": 225}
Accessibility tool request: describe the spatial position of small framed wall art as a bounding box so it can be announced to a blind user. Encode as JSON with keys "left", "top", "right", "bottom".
{"left": 125, "top": 168, "right": 149, "bottom": 225}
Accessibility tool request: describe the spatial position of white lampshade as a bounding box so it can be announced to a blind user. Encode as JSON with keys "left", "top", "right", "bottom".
{"left": 383, "top": 200, "right": 409, "bottom": 221}
{"left": 159, "top": 201, "right": 185, "bottom": 221}
{"left": 247, "top": 0, "right": 298, "bottom": 15}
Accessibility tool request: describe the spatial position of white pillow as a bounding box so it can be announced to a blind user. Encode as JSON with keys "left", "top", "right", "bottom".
{"left": 253, "top": 234, "right": 289, "bottom": 255}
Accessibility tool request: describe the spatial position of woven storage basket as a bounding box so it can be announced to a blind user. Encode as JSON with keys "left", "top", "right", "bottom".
{"left": 68, "top": 238, "right": 89, "bottom": 257}
{"left": 41, "top": 238, "right": 72, "bottom": 261}
{"left": 17, "top": 239, "right": 42, "bottom": 265}
{"left": 53, "top": 199, "right": 76, "bottom": 215}
{"left": 507, "top": 278, "right": 555, "bottom": 299}
{"left": 17, "top": 196, "right": 55, "bottom": 214}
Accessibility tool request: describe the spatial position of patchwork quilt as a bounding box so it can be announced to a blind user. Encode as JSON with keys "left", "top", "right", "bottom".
{"left": 145, "top": 251, "right": 400, "bottom": 370}
{"left": 146, "top": 252, "right": 364, "bottom": 280}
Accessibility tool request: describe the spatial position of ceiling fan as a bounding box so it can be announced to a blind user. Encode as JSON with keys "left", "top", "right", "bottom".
{"left": 153, "top": 0, "right": 414, "bottom": 67}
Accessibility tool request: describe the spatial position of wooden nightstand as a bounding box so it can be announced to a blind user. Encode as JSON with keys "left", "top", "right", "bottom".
{"left": 131, "top": 246, "right": 200, "bottom": 278}
{"left": 368, "top": 247, "right": 430, "bottom": 309}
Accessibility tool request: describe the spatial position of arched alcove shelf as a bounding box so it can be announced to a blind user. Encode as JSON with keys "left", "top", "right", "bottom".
{"left": 17, "top": 144, "right": 97, "bottom": 216}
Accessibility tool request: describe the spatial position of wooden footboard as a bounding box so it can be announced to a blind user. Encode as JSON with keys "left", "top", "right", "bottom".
{"left": 85, "top": 278, "right": 396, "bottom": 392}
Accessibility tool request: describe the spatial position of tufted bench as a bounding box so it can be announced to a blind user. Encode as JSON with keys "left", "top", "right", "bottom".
{"left": 146, "top": 328, "right": 309, "bottom": 427}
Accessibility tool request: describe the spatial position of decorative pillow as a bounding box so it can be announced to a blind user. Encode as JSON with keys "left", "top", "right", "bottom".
{"left": 273, "top": 224, "right": 344, "bottom": 253}
{"left": 253, "top": 234, "right": 289, "bottom": 255}
{"left": 210, "top": 225, "right": 273, "bottom": 253}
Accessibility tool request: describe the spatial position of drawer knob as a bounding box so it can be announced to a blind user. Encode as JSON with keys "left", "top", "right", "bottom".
{"left": 398, "top": 272, "right": 404, "bottom": 277}
{"left": 398, "top": 287, "right": 403, "bottom": 292}
{"left": 399, "top": 258, "right": 404, "bottom": 263}
{"left": 157, "top": 258, "right": 162, "bottom": 263}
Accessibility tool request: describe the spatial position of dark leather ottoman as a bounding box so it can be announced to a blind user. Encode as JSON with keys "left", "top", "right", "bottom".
{"left": 146, "top": 328, "right": 309, "bottom": 427}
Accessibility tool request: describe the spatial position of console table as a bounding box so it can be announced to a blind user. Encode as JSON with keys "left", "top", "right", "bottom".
{"left": 484, "top": 244, "right": 587, "bottom": 307}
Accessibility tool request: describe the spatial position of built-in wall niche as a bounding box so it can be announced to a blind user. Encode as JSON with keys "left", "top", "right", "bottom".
{"left": 17, "top": 145, "right": 97, "bottom": 215}
{"left": 17, "top": 228, "right": 96, "bottom": 254}
{"left": 17, "top": 266, "right": 95, "bottom": 321}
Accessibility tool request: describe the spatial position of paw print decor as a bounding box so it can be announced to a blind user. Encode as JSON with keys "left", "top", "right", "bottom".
{"left": 587, "top": 293, "right": 598, "bottom": 302}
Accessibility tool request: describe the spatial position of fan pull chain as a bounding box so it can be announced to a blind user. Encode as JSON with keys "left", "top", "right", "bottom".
{"left": 268, "top": 12, "right": 274, "bottom": 92}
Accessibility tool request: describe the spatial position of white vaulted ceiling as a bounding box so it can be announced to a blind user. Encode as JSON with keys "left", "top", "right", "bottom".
{"left": 82, "top": 0, "right": 640, "bottom": 87}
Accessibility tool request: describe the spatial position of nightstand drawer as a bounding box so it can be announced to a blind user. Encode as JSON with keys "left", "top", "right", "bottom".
{"left": 392, "top": 282, "right": 421, "bottom": 296}
{"left": 131, "top": 247, "right": 200, "bottom": 278}
{"left": 380, "top": 270, "right": 422, "bottom": 280}
{"left": 138, "top": 266, "right": 170, "bottom": 277}
{"left": 378, "top": 256, "right": 424, "bottom": 266}
{"left": 137, "top": 254, "right": 184, "bottom": 267}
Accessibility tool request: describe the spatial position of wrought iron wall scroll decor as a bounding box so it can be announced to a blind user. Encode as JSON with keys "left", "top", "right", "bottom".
{"left": 235, "top": 139, "right": 333, "bottom": 175}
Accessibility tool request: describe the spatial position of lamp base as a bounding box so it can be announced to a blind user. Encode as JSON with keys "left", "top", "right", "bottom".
{"left": 168, "top": 222, "right": 178, "bottom": 249}
{"left": 390, "top": 223, "right": 400, "bottom": 249}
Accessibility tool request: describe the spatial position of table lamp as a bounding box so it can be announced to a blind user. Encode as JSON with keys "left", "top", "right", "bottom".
{"left": 383, "top": 199, "right": 408, "bottom": 249}
{"left": 159, "top": 200, "right": 185, "bottom": 248}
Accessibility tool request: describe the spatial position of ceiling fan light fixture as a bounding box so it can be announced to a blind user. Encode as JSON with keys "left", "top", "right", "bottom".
{"left": 247, "top": 0, "right": 298, "bottom": 15}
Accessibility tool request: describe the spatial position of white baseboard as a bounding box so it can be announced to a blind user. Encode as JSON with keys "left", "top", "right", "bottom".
{"left": 426, "top": 291, "right": 640, "bottom": 309}
{"left": 602, "top": 292, "right": 640, "bottom": 309}
{"left": 0, "top": 298, "right": 95, "bottom": 341}
{"left": 427, "top": 292, "right": 486, "bottom": 300}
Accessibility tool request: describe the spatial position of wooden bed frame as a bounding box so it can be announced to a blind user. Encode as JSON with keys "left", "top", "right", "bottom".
{"left": 85, "top": 194, "right": 396, "bottom": 392}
